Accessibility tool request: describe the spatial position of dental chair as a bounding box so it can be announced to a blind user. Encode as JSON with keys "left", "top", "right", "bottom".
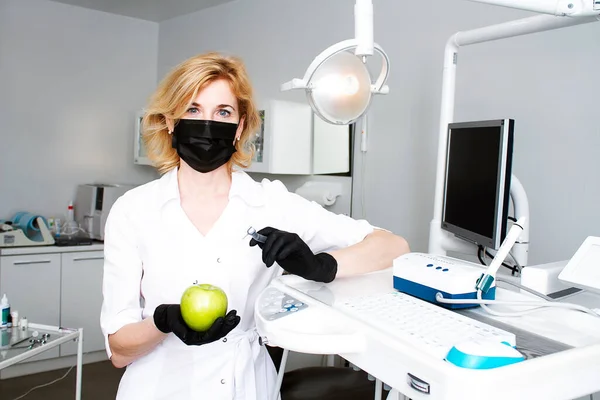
{"left": 267, "top": 346, "right": 385, "bottom": 400}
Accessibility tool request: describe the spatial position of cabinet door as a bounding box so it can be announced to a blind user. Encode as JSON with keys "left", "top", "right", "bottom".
{"left": 60, "top": 251, "right": 105, "bottom": 356}
{"left": 0, "top": 253, "right": 61, "bottom": 361}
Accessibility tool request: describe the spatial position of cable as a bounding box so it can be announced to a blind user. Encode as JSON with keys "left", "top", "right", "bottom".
{"left": 495, "top": 277, "right": 554, "bottom": 302}
{"left": 485, "top": 248, "right": 519, "bottom": 275}
{"left": 481, "top": 300, "right": 544, "bottom": 317}
{"left": 508, "top": 251, "right": 522, "bottom": 275}
{"left": 11, "top": 366, "right": 74, "bottom": 400}
{"left": 477, "top": 245, "right": 487, "bottom": 266}
{"left": 435, "top": 292, "right": 600, "bottom": 318}
{"left": 478, "top": 245, "right": 518, "bottom": 275}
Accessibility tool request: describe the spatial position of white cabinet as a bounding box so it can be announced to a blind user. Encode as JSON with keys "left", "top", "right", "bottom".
{"left": 59, "top": 251, "right": 105, "bottom": 356}
{"left": 0, "top": 245, "right": 106, "bottom": 366}
{"left": 245, "top": 100, "right": 313, "bottom": 174}
{"left": 244, "top": 99, "right": 351, "bottom": 175}
{"left": 0, "top": 253, "right": 61, "bottom": 361}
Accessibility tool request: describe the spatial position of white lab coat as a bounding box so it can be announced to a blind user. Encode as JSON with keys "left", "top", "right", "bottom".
{"left": 100, "top": 167, "right": 374, "bottom": 400}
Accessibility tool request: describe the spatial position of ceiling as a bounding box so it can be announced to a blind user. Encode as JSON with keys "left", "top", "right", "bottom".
{"left": 47, "top": 0, "right": 235, "bottom": 22}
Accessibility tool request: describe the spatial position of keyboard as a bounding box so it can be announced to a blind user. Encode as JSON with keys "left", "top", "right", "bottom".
{"left": 336, "top": 291, "right": 516, "bottom": 360}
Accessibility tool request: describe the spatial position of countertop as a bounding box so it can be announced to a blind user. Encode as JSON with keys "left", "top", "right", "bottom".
{"left": 0, "top": 241, "right": 104, "bottom": 256}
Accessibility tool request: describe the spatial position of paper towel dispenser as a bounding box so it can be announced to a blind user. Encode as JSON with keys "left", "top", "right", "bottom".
{"left": 294, "top": 181, "right": 343, "bottom": 207}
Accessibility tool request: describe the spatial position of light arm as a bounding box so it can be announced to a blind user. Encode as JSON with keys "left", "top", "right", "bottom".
{"left": 354, "top": 0, "right": 374, "bottom": 57}
{"left": 466, "top": 0, "right": 599, "bottom": 16}
{"left": 509, "top": 175, "right": 530, "bottom": 267}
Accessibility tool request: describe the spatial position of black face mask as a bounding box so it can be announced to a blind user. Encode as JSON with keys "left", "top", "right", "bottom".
{"left": 172, "top": 119, "right": 238, "bottom": 173}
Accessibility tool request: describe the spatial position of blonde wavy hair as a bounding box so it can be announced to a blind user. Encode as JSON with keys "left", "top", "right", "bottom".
{"left": 141, "top": 52, "right": 261, "bottom": 175}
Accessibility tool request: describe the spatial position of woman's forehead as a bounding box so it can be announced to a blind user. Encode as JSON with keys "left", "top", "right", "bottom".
{"left": 193, "top": 79, "right": 238, "bottom": 108}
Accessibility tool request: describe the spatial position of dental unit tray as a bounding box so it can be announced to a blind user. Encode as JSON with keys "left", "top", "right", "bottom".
{"left": 393, "top": 253, "right": 493, "bottom": 308}
{"left": 255, "top": 269, "right": 600, "bottom": 400}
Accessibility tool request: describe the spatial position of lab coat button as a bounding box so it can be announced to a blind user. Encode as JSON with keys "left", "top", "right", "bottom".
{"left": 221, "top": 379, "right": 225, "bottom": 384}
{"left": 222, "top": 337, "right": 227, "bottom": 343}
{"left": 217, "top": 258, "right": 221, "bottom": 263}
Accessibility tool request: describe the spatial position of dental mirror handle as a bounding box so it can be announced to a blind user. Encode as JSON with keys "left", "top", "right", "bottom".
{"left": 252, "top": 232, "right": 267, "bottom": 243}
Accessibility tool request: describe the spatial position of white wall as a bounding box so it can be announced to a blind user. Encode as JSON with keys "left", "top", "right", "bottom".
{"left": 0, "top": 0, "right": 159, "bottom": 221}
{"left": 453, "top": 16, "right": 600, "bottom": 264}
{"left": 158, "top": 0, "right": 600, "bottom": 266}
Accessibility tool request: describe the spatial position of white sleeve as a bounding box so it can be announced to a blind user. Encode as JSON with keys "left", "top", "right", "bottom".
{"left": 99, "top": 195, "right": 143, "bottom": 359}
{"left": 265, "top": 180, "right": 375, "bottom": 253}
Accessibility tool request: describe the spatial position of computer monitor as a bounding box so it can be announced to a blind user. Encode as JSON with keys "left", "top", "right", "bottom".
{"left": 441, "top": 119, "right": 514, "bottom": 250}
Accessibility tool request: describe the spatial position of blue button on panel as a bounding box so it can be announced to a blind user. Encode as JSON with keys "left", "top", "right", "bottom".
{"left": 284, "top": 304, "right": 293, "bottom": 309}
{"left": 427, "top": 264, "right": 434, "bottom": 268}
{"left": 436, "top": 267, "right": 442, "bottom": 270}
{"left": 443, "top": 268, "right": 449, "bottom": 272}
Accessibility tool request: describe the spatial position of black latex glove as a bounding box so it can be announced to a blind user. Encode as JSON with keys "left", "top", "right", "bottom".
{"left": 249, "top": 227, "right": 337, "bottom": 283}
{"left": 153, "top": 305, "right": 240, "bottom": 346}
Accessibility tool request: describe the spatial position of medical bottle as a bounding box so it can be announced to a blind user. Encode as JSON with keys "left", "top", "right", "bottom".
{"left": 0, "top": 294, "right": 10, "bottom": 329}
{"left": 67, "top": 201, "right": 74, "bottom": 223}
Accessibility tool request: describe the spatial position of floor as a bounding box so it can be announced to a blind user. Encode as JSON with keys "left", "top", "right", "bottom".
{"left": 0, "top": 360, "right": 388, "bottom": 400}
{"left": 0, "top": 361, "right": 124, "bottom": 400}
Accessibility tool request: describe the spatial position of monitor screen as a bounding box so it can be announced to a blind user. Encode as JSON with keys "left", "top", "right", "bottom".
{"left": 441, "top": 119, "right": 514, "bottom": 250}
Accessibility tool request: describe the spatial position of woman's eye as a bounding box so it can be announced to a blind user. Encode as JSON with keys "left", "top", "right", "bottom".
{"left": 186, "top": 107, "right": 199, "bottom": 114}
{"left": 218, "top": 109, "right": 231, "bottom": 117}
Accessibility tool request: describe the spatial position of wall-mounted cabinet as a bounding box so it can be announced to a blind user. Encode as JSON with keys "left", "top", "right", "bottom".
{"left": 245, "top": 99, "right": 350, "bottom": 175}
{"left": 245, "top": 100, "right": 312, "bottom": 174}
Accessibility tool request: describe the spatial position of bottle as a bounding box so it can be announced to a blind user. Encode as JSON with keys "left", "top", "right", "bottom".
{"left": 67, "top": 201, "right": 74, "bottom": 223}
{"left": 55, "top": 218, "right": 62, "bottom": 238}
{"left": 66, "top": 201, "right": 78, "bottom": 236}
{"left": 0, "top": 294, "right": 10, "bottom": 330}
{"left": 10, "top": 311, "right": 18, "bottom": 329}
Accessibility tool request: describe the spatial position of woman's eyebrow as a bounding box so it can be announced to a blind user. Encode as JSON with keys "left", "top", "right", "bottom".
{"left": 190, "top": 102, "right": 236, "bottom": 111}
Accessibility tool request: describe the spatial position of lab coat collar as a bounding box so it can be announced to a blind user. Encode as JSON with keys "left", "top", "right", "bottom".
{"left": 157, "top": 167, "right": 265, "bottom": 207}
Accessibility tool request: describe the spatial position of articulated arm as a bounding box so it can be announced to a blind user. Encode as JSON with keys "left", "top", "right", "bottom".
{"left": 467, "top": 0, "right": 600, "bottom": 16}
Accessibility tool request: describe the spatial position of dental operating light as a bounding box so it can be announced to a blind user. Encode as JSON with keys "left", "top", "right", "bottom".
{"left": 281, "top": 0, "right": 390, "bottom": 125}
{"left": 282, "top": 0, "right": 598, "bottom": 126}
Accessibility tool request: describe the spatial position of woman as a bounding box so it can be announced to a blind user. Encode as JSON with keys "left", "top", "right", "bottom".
{"left": 100, "top": 52, "right": 410, "bottom": 400}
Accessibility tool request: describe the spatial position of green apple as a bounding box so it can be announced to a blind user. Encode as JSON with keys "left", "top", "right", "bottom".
{"left": 180, "top": 283, "right": 228, "bottom": 332}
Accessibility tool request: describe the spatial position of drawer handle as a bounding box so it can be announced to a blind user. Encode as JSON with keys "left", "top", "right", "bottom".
{"left": 13, "top": 260, "right": 52, "bottom": 265}
{"left": 73, "top": 257, "right": 104, "bottom": 262}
